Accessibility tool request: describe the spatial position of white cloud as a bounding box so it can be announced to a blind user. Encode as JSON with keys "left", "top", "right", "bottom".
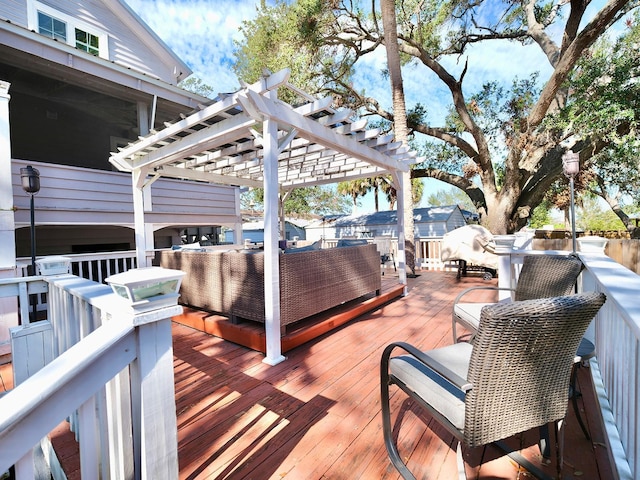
{"left": 126, "top": 0, "right": 261, "bottom": 93}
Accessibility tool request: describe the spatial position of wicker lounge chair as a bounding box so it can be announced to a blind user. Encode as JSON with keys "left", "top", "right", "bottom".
{"left": 380, "top": 292, "right": 606, "bottom": 479}
{"left": 452, "top": 254, "right": 583, "bottom": 343}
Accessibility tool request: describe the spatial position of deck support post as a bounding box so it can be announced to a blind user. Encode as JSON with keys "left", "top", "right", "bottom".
{"left": 494, "top": 235, "right": 516, "bottom": 301}
{"left": 130, "top": 316, "right": 179, "bottom": 479}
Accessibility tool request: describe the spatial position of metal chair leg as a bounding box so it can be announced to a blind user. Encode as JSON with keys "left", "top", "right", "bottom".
{"left": 554, "top": 420, "right": 564, "bottom": 479}
{"left": 570, "top": 362, "right": 591, "bottom": 440}
{"left": 380, "top": 348, "right": 417, "bottom": 480}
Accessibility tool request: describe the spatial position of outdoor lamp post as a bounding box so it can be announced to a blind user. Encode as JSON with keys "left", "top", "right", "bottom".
{"left": 20, "top": 166, "right": 40, "bottom": 274}
{"left": 21, "top": 165, "right": 40, "bottom": 322}
{"left": 562, "top": 151, "right": 579, "bottom": 253}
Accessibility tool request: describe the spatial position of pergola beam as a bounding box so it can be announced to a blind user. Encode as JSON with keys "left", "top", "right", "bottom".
{"left": 237, "top": 89, "right": 411, "bottom": 174}
{"left": 156, "top": 165, "right": 262, "bottom": 187}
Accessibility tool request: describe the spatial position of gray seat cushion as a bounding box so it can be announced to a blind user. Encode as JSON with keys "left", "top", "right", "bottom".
{"left": 390, "top": 342, "right": 472, "bottom": 431}
{"left": 454, "top": 298, "right": 511, "bottom": 331}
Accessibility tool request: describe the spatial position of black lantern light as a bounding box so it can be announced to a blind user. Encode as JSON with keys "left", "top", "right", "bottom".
{"left": 562, "top": 151, "right": 579, "bottom": 253}
{"left": 21, "top": 165, "right": 40, "bottom": 194}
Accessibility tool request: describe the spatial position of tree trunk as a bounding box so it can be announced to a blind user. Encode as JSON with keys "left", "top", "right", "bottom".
{"left": 374, "top": 180, "right": 379, "bottom": 212}
{"left": 381, "top": 0, "right": 416, "bottom": 275}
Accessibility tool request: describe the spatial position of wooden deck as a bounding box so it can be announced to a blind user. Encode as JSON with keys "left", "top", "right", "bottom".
{"left": 1, "top": 270, "right": 614, "bottom": 479}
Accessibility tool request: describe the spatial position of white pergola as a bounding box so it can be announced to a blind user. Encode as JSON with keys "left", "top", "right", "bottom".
{"left": 109, "top": 69, "right": 420, "bottom": 364}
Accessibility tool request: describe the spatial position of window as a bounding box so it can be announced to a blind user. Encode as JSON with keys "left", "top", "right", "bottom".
{"left": 37, "top": 12, "right": 66, "bottom": 42}
{"left": 75, "top": 28, "right": 100, "bottom": 56}
{"left": 28, "top": 1, "right": 109, "bottom": 59}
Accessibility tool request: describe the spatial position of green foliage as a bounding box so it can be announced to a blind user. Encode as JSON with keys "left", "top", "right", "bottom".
{"left": 411, "top": 177, "right": 424, "bottom": 205}
{"left": 417, "top": 141, "right": 467, "bottom": 173}
{"left": 441, "top": 74, "right": 540, "bottom": 157}
{"left": 337, "top": 179, "right": 370, "bottom": 209}
{"left": 425, "top": 187, "right": 475, "bottom": 211}
{"left": 549, "top": 12, "right": 640, "bottom": 202}
{"left": 178, "top": 76, "right": 216, "bottom": 99}
{"left": 577, "top": 196, "right": 626, "bottom": 231}
{"left": 234, "top": 0, "right": 639, "bottom": 233}
{"left": 286, "top": 186, "right": 352, "bottom": 216}
{"left": 233, "top": 0, "right": 352, "bottom": 101}
{"left": 528, "top": 199, "right": 553, "bottom": 229}
{"left": 242, "top": 186, "right": 350, "bottom": 217}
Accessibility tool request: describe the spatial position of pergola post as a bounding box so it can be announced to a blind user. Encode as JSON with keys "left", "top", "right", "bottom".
{"left": 392, "top": 171, "right": 408, "bottom": 291}
{"left": 262, "top": 116, "right": 285, "bottom": 365}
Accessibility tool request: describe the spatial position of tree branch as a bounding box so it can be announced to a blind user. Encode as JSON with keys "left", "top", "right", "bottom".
{"left": 526, "top": 0, "right": 631, "bottom": 131}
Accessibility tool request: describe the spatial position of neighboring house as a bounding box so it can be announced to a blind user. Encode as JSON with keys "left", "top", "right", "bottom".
{"left": 305, "top": 206, "right": 468, "bottom": 241}
{"left": 0, "top": 0, "right": 242, "bottom": 357}
{"left": 224, "top": 219, "right": 309, "bottom": 243}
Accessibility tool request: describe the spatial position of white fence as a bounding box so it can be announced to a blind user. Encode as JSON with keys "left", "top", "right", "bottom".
{"left": 0, "top": 273, "right": 182, "bottom": 479}
{"left": 580, "top": 254, "right": 639, "bottom": 479}
{"left": 321, "top": 237, "right": 457, "bottom": 272}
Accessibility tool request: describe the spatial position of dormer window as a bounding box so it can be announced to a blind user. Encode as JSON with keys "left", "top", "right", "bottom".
{"left": 28, "top": 1, "right": 109, "bottom": 59}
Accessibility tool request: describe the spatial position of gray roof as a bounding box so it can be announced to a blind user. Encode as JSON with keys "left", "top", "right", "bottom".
{"left": 332, "top": 205, "right": 462, "bottom": 227}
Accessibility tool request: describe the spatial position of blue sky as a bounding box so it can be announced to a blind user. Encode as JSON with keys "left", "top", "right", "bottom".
{"left": 123, "top": 0, "right": 608, "bottom": 214}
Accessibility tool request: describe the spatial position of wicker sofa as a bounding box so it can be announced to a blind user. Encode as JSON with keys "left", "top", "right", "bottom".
{"left": 159, "top": 243, "right": 382, "bottom": 334}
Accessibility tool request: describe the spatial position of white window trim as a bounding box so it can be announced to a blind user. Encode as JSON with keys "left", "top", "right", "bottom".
{"left": 27, "top": 0, "right": 109, "bottom": 60}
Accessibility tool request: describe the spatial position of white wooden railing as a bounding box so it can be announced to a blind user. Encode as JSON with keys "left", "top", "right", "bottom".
{"left": 17, "top": 250, "right": 141, "bottom": 283}
{"left": 0, "top": 273, "right": 182, "bottom": 479}
{"left": 579, "top": 254, "right": 638, "bottom": 480}
{"left": 14, "top": 250, "right": 148, "bottom": 320}
{"left": 500, "top": 246, "right": 637, "bottom": 479}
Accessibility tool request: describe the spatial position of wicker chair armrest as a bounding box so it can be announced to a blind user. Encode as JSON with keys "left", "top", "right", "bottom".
{"left": 381, "top": 341, "right": 472, "bottom": 392}
{"left": 453, "top": 286, "right": 515, "bottom": 306}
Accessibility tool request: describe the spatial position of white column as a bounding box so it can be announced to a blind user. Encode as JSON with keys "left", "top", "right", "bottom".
{"left": 134, "top": 102, "right": 154, "bottom": 267}
{"left": 0, "top": 81, "right": 18, "bottom": 358}
{"left": 262, "top": 117, "right": 285, "bottom": 365}
{"left": 0, "top": 81, "right": 15, "bottom": 271}
{"left": 132, "top": 170, "right": 149, "bottom": 268}
{"left": 392, "top": 172, "right": 407, "bottom": 290}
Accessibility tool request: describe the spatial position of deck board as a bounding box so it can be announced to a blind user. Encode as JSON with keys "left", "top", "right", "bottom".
{"left": 170, "top": 271, "right": 613, "bottom": 479}
{"left": 1, "top": 270, "right": 616, "bottom": 479}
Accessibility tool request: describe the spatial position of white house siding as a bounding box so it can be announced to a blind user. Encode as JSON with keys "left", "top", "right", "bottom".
{"left": 11, "top": 159, "right": 239, "bottom": 254}
{"left": 149, "top": 177, "right": 239, "bottom": 228}
{"left": 0, "top": 0, "right": 187, "bottom": 84}
{"left": 0, "top": 1, "right": 27, "bottom": 25}
{"left": 414, "top": 210, "right": 467, "bottom": 237}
